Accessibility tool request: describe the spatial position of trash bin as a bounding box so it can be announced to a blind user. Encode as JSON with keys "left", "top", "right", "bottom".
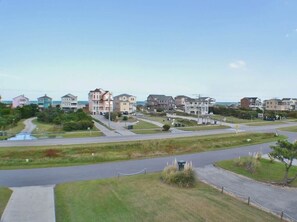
{"left": 127, "top": 125, "right": 133, "bottom": 130}
{"left": 177, "top": 160, "right": 186, "bottom": 171}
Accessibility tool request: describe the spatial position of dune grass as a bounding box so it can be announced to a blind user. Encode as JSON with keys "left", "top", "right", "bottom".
{"left": 0, "top": 133, "right": 283, "bottom": 170}
{"left": 0, "top": 187, "right": 12, "bottom": 217}
{"left": 55, "top": 173, "right": 280, "bottom": 222}
{"left": 216, "top": 158, "right": 297, "bottom": 187}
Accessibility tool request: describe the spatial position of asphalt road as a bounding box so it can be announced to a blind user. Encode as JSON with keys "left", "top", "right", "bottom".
{"left": 1, "top": 122, "right": 297, "bottom": 148}
{"left": 0, "top": 141, "right": 275, "bottom": 187}
{"left": 0, "top": 123, "right": 296, "bottom": 187}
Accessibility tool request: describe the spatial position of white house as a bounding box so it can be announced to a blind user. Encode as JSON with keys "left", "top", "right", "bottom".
{"left": 61, "top": 93, "right": 78, "bottom": 111}
{"left": 184, "top": 97, "right": 215, "bottom": 116}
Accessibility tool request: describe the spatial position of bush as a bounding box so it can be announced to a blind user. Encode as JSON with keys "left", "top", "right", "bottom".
{"left": 162, "top": 124, "right": 171, "bottom": 131}
{"left": 234, "top": 154, "right": 261, "bottom": 174}
{"left": 161, "top": 160, "right": 196, "bottom": 188}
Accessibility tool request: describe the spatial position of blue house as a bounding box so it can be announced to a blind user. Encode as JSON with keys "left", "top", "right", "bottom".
{"left": 37, "top": 94, "right": 52, "bottom": 109}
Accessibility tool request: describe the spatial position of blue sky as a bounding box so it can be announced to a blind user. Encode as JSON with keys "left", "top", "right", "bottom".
{"left": 0, "top": 0, "right": 296, "bottom": 101}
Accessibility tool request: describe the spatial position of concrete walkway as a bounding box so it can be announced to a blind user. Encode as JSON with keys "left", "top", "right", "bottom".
{"left": 93, "top": 115, "right": 135, "bottom": 136}
{"left": 21, "top": 117, "right": 37, "bottom": 134}
{"left": 93, "top": 121, "right": 119, "bottom": 137}
{"left": 196, "top": 165, "right": 297, "bottom": 222}
{"left": 1, "top": 185, "right": 55, "bottom": 222}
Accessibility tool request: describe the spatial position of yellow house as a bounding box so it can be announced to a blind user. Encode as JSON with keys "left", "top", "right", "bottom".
{"left": 113, "top": 94, "right": 136, "bottom": 114}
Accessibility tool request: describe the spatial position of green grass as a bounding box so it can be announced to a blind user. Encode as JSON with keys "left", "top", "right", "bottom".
{"left": 144, "top": 116, "right": 171, "bottom": 125}
{"left": 0, "top": 120, "right": 25, "bottom": 140}
{"left": 132, "top": 120, "right": 161, "bottom": 129}
{"left": 179, "top": 125, "right": 229, "bottom": 131}
{"left": 211, "top": 115, "right": 262, "bottom": 124}
{"left": 32, "top": 119, "right": 103, "bottom": 138}
{"left": 216, "top": 158, "right": 297, "bottom": 187}
{"left": 244, "top": 121, "right": 287, "bottom": 126}
{"left": 55, "top": 173, "right": 280, "bottom": 222}
{"left": 0, "top": 133, "right": 284, "bottom": 170}
{"left": 130, "top": 120, "right": 165, "bottom": 134}
{"left": 0, "top": 187, "right": 12, "bottom": 217}
{"left": 278, "top": 125, "right": 297, "bottom": 132}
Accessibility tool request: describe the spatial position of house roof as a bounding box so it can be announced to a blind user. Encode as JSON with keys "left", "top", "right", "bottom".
{"left": 38, "top": 94, "right": 52, "bottom": 100}
{"left": 175, "top": 95, "right": 191, "bottom": 99}
{"left": 13, "top": 94, "right": 29, "bottom": 100}
{"left": 89, "top": 88, "right": 105, "bottom": 93}
{"left": 148, "top": 94, "right": 173, "bottom": 101}
{"left": 114, "top": 93, "right": 133, "bottom": 98}
{"left": 62, "top": 93, "right": 77, "bottom": 99}
{"left": 242, "top": 97, "right": 259, "bottom": 100}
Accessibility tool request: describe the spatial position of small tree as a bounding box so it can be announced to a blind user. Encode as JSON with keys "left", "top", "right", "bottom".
{"left": 270, "top": 140, "right": 297, "bottom": 185}
{"left": 162, "top": 124, "right": 171, "bottom": 131}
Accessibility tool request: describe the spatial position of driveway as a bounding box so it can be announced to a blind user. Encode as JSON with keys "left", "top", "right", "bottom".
{"left": 92, "top": 115, "right": 135, "bottom": 136}
{"left": 21, "top": 117, "right": 37, "bottom": 134}
{"left": 196, "top": 165, "right": 297, "bottom": 222}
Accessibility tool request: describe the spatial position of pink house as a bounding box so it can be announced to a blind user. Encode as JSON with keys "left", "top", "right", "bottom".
{"left": 12, "top": 95, "right": 30, "bottom": 108}
{"left": 88, "top": 88, "right": 113, "bottom": 115}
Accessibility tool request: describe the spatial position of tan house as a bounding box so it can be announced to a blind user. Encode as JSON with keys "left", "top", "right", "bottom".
{"left": 88, "top": 88, "right": 113, "bottom": 115}
{"left": 265, "top": 99, "right": 286, "bottom": 111}
{"left": 113, "top": 94, "right": 137, "bottom": 114}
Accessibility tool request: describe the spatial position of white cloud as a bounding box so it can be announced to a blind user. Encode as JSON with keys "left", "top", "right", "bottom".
{"left": 229, "top": 60, "right": 246, "bottom": 70}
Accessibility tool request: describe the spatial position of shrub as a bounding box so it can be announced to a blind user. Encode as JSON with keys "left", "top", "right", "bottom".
{"left": 44, "top": 149, "right": 60, "bottom": 158}
{"left": 162, "top": 124, "right": 171, "bottom": 131}
{"left": 233, "top": 154, "right": 261, "bottom": 174}
{"left": 161, "top": 160, "right": 196, "bottom": 188}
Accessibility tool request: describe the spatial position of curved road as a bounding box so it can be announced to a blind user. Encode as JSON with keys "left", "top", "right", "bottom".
{"left": 0, "top": 130, "right": 296, "bottom": 187}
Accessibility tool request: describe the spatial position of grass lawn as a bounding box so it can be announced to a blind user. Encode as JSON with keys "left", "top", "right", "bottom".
{"left": 278, "top": 125, "right": 297, "bottom": 132}
{"left": 244, "top": 121, "right": 287, "bottom": 126}
{"left": 0, "top": 187, "right": 12, "bottom": 217}
{"left": 211, "top": 115, "right": 262, "bottom": 124}
{"left": 0, "top": 120, "right": 25, "bottom": 140}
{"left": 0, "top": 133, "right": 284, "bottom": 170}
{"left": 55, "top": 173, "right": 280, "bottom": 222}
{"left": 216, "top": 158, "right": 297, "bottom": 187}
{"left": 130, "top": 120, "right": 165, "bottom": 134}
{"left": 31, "top": 119, "right": 103, "bottom": 138}
{"left": 179, "top": 125, "right": 230, "bottom": 131}
{"left": 144, "top": 116, "right": 171, "bottom": 125}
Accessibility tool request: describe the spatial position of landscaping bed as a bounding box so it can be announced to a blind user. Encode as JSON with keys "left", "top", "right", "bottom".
{"left": 216, "top": 158, "right": 297, "bottom": 187}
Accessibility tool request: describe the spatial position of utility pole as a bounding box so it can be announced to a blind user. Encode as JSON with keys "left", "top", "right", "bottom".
{"left": 108, "top": 92, "right": 111, "bottom": 128}
{"left": 193, "top": 94, "right": 200, "bottom": 124}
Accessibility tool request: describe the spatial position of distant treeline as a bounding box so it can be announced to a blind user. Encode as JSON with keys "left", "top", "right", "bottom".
{"left": 0, "top": 103, "right": 39, "bottom": 130}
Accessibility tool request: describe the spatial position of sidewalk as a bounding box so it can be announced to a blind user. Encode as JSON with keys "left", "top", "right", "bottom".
{"left": 196, "top": 165, "right": 297, "bottom": 222}
{"left": 93, "top": 115, "right": 135, "bottom": 136}
{"left": 1, "top": 185, "right": 56, "bottom": 222}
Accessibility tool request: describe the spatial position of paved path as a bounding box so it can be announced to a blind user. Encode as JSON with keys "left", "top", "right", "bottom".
{"left": 93, "top": 121, "right": 119, "bottom": 137}
{"left": 1, "top": 185, "right": 55, "bottom": 222}
{"left": 21, "top": 117, "right": 37, "bottom": 134}
{"left": 92, "top": 115, "right": 135, "bottom": 136}
{"left": 196, "top": 165, "right": 297, "bottom": 221}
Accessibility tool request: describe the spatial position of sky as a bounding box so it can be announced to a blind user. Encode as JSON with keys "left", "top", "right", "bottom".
{"left": 0, "top": 0, "right": 296, "bottom": 101}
